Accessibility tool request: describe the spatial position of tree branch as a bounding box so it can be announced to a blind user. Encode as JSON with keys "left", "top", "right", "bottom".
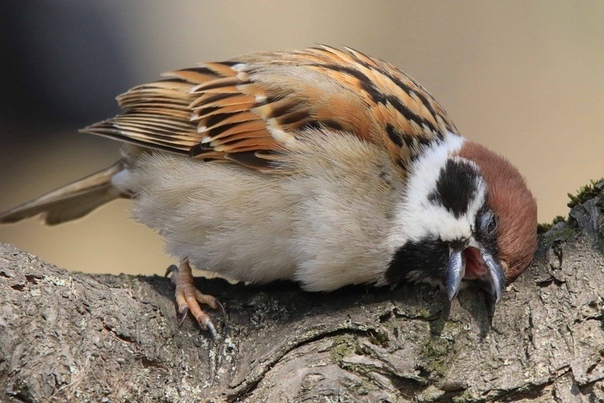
{"left": 1, "top": 182, "right": 604, "bottom": 402}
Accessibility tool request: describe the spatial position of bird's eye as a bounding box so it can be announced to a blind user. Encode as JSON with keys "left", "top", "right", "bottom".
{"left": 480, "top": 211, "right": 499, "bottom": 237}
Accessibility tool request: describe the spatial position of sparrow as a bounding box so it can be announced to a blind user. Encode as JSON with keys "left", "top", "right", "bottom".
{"left": 0, "top": 46, "right": 538, "bottom": 337}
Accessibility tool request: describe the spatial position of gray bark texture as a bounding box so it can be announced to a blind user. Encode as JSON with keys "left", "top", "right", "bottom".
{"left": 1, "top": 181, "right": 604, "bottom": 402}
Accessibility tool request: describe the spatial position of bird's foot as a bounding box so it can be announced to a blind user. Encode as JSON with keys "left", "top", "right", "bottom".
{"left": 165, "top": 259, "right": 223, "bottom": 339}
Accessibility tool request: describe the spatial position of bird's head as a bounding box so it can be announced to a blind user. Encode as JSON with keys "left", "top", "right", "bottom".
{"left": 386, "top": 134, "right": 537, "bottom": 302}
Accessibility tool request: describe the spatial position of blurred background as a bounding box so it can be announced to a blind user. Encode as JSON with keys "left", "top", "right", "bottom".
{"left": 1, "top": 1, "right": 603, "bottom": 275}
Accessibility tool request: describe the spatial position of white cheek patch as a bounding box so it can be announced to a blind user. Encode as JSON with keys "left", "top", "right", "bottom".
{"left": 409, "top": 202, "right": 474, "bottom": 242}
{"left": 387, "top": 132, "right": 487, "bottom": 251}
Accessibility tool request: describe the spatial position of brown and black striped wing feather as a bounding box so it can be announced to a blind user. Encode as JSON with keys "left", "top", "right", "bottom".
{"left": 83, "top": 46, "right": 457, "bottom": 172}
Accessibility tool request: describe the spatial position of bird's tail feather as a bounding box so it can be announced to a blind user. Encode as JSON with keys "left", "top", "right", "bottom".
{"left": 0, "top": 161, "right": 126, "bottom": 225}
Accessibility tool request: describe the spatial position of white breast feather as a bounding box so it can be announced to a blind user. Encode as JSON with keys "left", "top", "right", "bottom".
{"left": 113, "top": 131, "right": 400, "bottom": 291}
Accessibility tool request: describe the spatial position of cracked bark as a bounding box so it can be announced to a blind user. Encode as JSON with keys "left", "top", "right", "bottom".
{"left": 1, "top": 182, "right": 604, "bottom": 402}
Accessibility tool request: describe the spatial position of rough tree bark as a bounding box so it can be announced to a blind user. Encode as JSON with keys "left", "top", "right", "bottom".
{"left": 1, "top": 181, "right": 603, "bottom": 402}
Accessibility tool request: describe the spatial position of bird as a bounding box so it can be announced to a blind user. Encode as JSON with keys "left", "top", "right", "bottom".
{"left": 0, "top": 45, "right": 538, "bottom": 337}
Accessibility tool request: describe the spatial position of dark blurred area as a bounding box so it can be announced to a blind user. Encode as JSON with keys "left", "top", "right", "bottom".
{"left": 0, "top": 1, "right": 602, "bottom": 274}
{"left": 0, "top": 2, "right": 165, "bottom": 274}
{"left": 0, "top": 2, "right": 130, "bottom": 128}
{"left": 0, "top": 2, "right": 130, "bottom": 205}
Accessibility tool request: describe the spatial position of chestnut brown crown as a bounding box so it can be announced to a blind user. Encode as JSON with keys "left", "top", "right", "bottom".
{"left": 458, "top": 141, "right": 538, "bottom": 281}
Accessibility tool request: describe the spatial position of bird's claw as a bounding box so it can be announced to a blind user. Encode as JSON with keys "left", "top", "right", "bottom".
{"left": 165, "top": 264, "right": 178, "bottom": 278}
{"left": 167, "top": 260, "right": 222, "bottom": 339}
{"left": 178, "top": 307, "right": 189, "bottom": 327}
{"left": 202, "top": 317, "right": 218, "bottom": 339}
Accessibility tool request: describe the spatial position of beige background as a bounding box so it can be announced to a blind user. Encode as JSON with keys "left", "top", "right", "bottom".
{"left": 1, "top": 1, "right": 603, "bottom": 275}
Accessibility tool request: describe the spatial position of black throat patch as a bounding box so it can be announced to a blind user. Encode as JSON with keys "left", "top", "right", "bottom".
{"left": 428, "top": 159, "right": 480, "bottom": 218}
{"left": 386, "top": 238, "right": 449, "bottom": 285}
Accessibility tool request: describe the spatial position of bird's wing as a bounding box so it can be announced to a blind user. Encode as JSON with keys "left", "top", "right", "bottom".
{"left": 83, "top": 45, "right": 457, "bottom": 172}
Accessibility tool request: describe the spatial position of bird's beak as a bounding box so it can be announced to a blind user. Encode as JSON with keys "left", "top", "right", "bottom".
{"left": 475, "top": 251, "right": 506, "bottom": 302}
{"left": 445, "top": 247, "right": 466, "bottom": 301}
{"left": 445, "top": 244, "right": 506, "bottom": 302}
